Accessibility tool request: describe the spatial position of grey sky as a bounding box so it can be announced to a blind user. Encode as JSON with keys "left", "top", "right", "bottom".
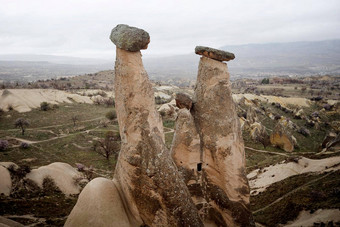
{"left": 1, "top": 0, "right": 340, "bottom": 59}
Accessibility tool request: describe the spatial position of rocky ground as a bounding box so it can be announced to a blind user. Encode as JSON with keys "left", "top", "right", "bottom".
{"left": 0, "top": 77, "right": 339, "bottom": 226}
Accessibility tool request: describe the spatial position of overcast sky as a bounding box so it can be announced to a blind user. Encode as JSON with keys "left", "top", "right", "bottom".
{"left": 1, "top": 0, "right": 340, "bottom": 60}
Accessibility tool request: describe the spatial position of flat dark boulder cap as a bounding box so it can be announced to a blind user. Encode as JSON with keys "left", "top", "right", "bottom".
{"left": 110, "top": 24, "right": 150, "bottom": 52}
{"left": 175, "top": 93, "right": 193, "bottom": 110}
{"left": 195, "top": 46, "right": 235, "bottom": 62}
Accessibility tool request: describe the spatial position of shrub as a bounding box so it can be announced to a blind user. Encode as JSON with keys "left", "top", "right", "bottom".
{"left": 20, "top": 142, "right": 30, "bottom": 149}
{"left": 93, "top": 97, "right": 103, "bottom": 105}
{"left": 105, "top": 110, "right": 117, "bottom": 120}
{"left": 84, "top": 166, "right": 94, "bottom": 181}
{"left": 0, "top": 108, "right": 4, "bottom": 118}
{"left": 155, "top": 96, "right": 168, "bottom": 105}
{"left": 104, "top": 97, "right": 115, "bottom": 107}
{"left": 261, "top": 78, "right": 270, "bottom": 84}
{"left": 8, "top": 164, "right": 31, "bottom": 179}
{"left": 40, "top": 102, "right": 50, "bottom": 111}
{"left": 75, "top": 163, "right": 85, "bottom": 172}
{"left": 7, "top": 104, "right": 13, "bottom": 111}
{"left": 42, "top": 177, "right": 62, "bottom": 194}
{"left": 0, "top": 139, "right": 9, "bottom": 151}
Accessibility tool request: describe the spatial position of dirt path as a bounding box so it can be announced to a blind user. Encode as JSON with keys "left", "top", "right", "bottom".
{"left": 164, "top": 127, "right": 174, "bottom": 134}
{"left": 252, "top": 171, "right": 333, "bottom": 214}
{"left": 8, "top": 133, "right": 83, "bottom": 145}
{"left": 8, "top": 127, "right": 119, "bottom": 145}
{"left": 1, "top": 117, "right": 105, "bottom": 132}
{"left": 245, "top": 146, "right": 289, "bottom": 157}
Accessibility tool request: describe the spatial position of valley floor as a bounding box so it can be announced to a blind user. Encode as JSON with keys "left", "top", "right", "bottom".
{"left": 0, "top": 88, "right": 339, "bottom": 226}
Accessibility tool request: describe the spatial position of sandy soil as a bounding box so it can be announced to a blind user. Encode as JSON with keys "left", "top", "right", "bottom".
{"left": 247, "top": 156, "right": 340, "bottom": 195}
{"left": 284, "top": 209, "right": 340, "bottom": 226}
{"left": 232, "top": 93, "right": 311, "bottom": 107}
{"left": 0, "top": 89, "right": 93, "bottom": 112}
{"left": 262, "top": 95, "right": 310, "bottom": 107}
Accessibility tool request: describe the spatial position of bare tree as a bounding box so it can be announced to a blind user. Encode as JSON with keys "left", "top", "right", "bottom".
{"left": 15, "top": 118, "right": 30, "bottom": 135}
{"left": 71, "top": 115, "right": 79, "bottom": 127}
{"left": 255, "top": 127, "right": 270, "bottom": 149}
{"left": 93, "top": 131, "right": 120, "bottom": 160}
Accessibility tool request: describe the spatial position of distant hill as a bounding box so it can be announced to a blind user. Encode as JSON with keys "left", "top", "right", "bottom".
{"left": 0, "top": 40, "right": 339, "bottom": 82}
{"left": 0, "top": 54, "right": 111, "bottom": 65}
{"left": 145, "top": 39, "right": 340, "bottom": 79}
{"left": 220, "top": 39, "right": 340, "bottom": 77}
{"left": 0, "top": 60, "right": 112, "bottom": 82}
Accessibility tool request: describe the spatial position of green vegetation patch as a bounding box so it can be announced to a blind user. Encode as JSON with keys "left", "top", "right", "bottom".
{"left": 165, "top": 132, "right": 174, "bottom": 149}
{"left": 163, "top": 119, "right": 175, "bottom": 129}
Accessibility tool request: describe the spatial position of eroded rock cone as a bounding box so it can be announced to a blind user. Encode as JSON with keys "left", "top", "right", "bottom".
{"left": 270, "top": 123, "right": 296, "bottom": 152}
{"left": 172, "top": 53, "right": 254, "bottom": 226}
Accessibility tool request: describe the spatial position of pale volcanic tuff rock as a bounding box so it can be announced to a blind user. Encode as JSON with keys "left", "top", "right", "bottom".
{"left": 26, "top": 162, "right": 84, "bottom": 195}
{"left": 270, "top": 123, "right": 296, "bottom": 152}
{"left": 0, "top": 165, "right": 11, "bottom": 196}
{"left": 172, "top": 54, "right": 254, "bottom": 226}
{"left": 113, "top": 47, "right": 202, "bottom": 226}
{"left": 109, "top": 24, "right": 150, "bottom": 52}
{"left": 195, "top": 46, "right": 235, "bottom": 62}
{"left": 67, "top": 27, "right": 253, "bottom": 226}
{"left": 67, "top": 25, "right": 203, "bottom": 226}
{"left": 65, "top": 178, "right": 132, "bottom": 227}
{"left": 193, "top": 56, "right": 253, "bottom": 226}
{"left": 171, "top": 109, "right": 201, "bottom": 185}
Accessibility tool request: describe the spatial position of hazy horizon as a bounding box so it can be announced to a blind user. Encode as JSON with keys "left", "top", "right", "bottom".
{"left": 0, "top": 39, "right": 339, "bottom": 63}
{"left": 1, "top": 0, "right": 340, "bottom": 59}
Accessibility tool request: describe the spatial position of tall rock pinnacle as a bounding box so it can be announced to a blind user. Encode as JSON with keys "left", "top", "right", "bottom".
{"left": 66, "top": 25, "right": 203, "bottom": 227}
{"left": 172, "top": 47, "right": 254, "bottom": 226}
{"left": 112, "top": 46, "right": 203, "bottom": 226}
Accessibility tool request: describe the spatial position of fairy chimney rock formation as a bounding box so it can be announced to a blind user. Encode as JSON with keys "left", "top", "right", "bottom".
{"left": 110, "top": 24, "right": 150, "bottom": 51}
{"left": 67, "top": 32, "right": 253, "bottom": 226}
{"left": 172, "top": 46, "right": 254, "bottom": 226}
{"left": 175, "top": 92, "right": 193, "bottom": 110}
{"left": 195, "top": 46, "right": 235, "bottom": 62}
{"left": 66, "top": 25, "right": 203, "bottom": 227}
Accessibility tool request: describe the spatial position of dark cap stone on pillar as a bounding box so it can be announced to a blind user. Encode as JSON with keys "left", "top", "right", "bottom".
{"left": 195, "top": 46, "right": 235, "bottom": 62}
{"left": 110, "top": 24, "right": 150, "bottom": 52}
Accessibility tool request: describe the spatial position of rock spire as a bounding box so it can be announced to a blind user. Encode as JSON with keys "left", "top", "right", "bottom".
{"left": 172, "top": 46, "right": 254, "bottom": 226}
{"left": 66, "top": 25, "right": 203, "bottom": 227}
